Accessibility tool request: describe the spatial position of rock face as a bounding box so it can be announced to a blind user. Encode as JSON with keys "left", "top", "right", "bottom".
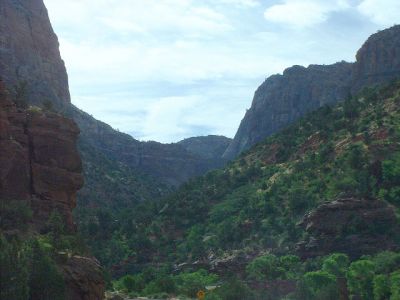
{"left": 297, "top": 198, "right": 398, "bottom": 259}
{"left": 223, "top": 62, "right": 352, "bottom": 159}
{"left": 62, "top": 256, "right": 105, "bottom": 300}
{"left": 0, "top": 80, "right": 82, "bottom": 230}
{"left": 0, "top": 0, "right": 70, "bottom": 109}
{"left": 224, "top": 25, "right": 400, "bottom": 159}
{"left": 0, "top": 80, "right": 105, "bottom": 300}
{"left": 71, "top": 107, "right": 229, "bottom": 187}
{"left": 352, "top": 26, "right": 400, "bottom": 93}
{"left": 178, "top": 135, "right": 232, "bottom": 160}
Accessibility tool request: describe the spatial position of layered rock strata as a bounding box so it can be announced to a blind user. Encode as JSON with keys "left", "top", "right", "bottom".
{"left": 297, "top": 198, "right": 398, "bottom": 258}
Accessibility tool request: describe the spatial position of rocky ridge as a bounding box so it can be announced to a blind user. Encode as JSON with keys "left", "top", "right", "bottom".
{"left": 224, "top": 25, "right": 400, "bottom": 159}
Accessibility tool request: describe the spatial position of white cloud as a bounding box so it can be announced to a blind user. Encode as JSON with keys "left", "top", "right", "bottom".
{"left": 264, "top": 0, "right": 351, "bottom": 28}
{"left": 43, "top": 0, "right": 391, "bottom": 142}
{"left": 357, "top": 0, "right": 400, "bottom": 26}
{"left": 219, "top": 0, "right": 260, "bottom": 7}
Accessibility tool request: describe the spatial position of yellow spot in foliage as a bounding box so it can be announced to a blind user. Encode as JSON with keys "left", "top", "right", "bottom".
{"left": 197, "top": 290, "right": 206, "bottom": 299}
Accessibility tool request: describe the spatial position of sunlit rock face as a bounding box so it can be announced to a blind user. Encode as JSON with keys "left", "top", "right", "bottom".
{"left": 224, "top": 25, "right": 400, "bottom": 159}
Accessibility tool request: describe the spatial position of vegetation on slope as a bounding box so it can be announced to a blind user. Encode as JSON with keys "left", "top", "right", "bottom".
{"left": 0, "top": 201, "right": 88, "bottom": 300}
{"left": 83, "top": 81, "right": 400, "bottom": 298}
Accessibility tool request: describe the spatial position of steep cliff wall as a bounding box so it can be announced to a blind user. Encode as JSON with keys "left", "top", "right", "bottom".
{"left": 0, "top": 0, "right": 70, "bottom": 108}
{"left": 0, "top": 79, "right": 105, "bottom": 300}
{"left": 0, "top": 79, "right": 81, "bottom": 230}
{"left": 224, "top": 25, "right": 400, "bottom": 159}
{"left": 223, "top": 62, "right": 352, "bottom": 159}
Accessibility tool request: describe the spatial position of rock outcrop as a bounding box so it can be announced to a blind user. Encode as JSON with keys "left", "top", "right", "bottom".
{"left": 223, "top": 62, "right": 352, "bottom": 159}
{"left": 0, "top": 79, "right": 82, "bottom": 230}
{"left": 62, "top": 255, "right": 105, "bottom": 300}
{"left": 0, "top": 0, "right": 70, "bottom": 109}
{"left": 297, "top": 198, "right": 398, "bottom": 259}
{"left": 224, "top": 25, "right": 400, "bottom": 159}
{"left": 352, "top": 26, "right": 400, "bottom": 93}
{"left": 71, "top": 107, "right": 229, "bottom": 187}
{"left": 178, "top": 135, "right": 232, "bottom": 160}
{"left": 0, "top": 79, "right": 105, "bottom": 299}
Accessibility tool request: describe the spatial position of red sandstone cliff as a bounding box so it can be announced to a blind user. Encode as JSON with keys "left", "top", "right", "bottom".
{"left": 0, "top": 79, "right": 81, "bottom": 230}
{"left": 0, "top": 79, "right": 104, "bottom": 299}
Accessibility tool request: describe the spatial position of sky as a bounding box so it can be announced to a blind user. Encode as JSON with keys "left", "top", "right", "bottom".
{"left": 43, "top": 0, "right": 400, "bottom": 143}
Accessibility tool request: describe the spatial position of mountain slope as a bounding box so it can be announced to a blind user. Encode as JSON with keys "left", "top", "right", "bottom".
{"left": 97, "top": 81, "right": 400, "bottom": 298}
{"left": 224, "top": 25, "right": 400, "bottom": 159}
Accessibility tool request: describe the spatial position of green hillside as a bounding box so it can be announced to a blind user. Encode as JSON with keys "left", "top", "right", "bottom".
{"left": 85, "top": 81, "right": 400, "bottom": 299}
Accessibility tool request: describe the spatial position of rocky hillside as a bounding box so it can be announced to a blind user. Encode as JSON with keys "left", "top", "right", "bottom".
{"left": 224, "top": 25, "right": 400, "bottom": 159}
{"left": 178, "top": 135, "right": 232, "bottom": 160}
{"left": 103, "top": 80, "right": 400, "bottom": 300}
{"left": 0, "top": 0, "right": 230, "bottom": 214}
{"left": 0, "top": 79, "right": 104, "bottom": 300}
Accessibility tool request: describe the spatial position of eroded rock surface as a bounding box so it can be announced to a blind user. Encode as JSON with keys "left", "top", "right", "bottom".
{"left": 0, "top": 80, "right": 104, "bottom": 299}
{"left": 0, "top": 80, "right": 82, "bottom": 230}
{"left": 62, "top": 256, "right": 105, "bottom": 300}
{"left": 0, "top": 0, "right": 70, "bottom": 109}
{"left": 297, "top": 198, "right": 398, "bottom": 258}
{"left": 224, "top": 25, "right": 400, "bottom": 159}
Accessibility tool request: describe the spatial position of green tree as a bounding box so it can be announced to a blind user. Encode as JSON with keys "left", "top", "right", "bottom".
{"left": 0, "top": 236, "right": 30, "bottom": 300}
{"left": 390, "top": 271, "right": 400, "bottom": 300}
{"left": 373, "top": 274, "right": 390, "bottom": 300}
{"left": 29, "top": 239, "right": 65, "bottom": 300}
{"left": 246, "top": 254, "right": 284, "bottom": 280}
{"left": 298, "top": 271, "right": 338, "bottom": 300}
{"left": 347, "top": 259, "right": 375, "bottom": 300}
{"left": 174, "top": 269, "right": 218, "bottom": 298}
{"left": 322, "top": 253, "right": 350, "bottom": 277}
{"left": 213, "top": 277, "right": 254, "bottom": 300}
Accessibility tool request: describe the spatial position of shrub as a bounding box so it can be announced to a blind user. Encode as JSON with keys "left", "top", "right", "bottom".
{"left": 322, "top": 253, "right": 350, "bottom": 277}
{"left": 298, "top": 271, "right": 338, "bottom": 300}
{"left": 347, "top": 259, "right": 375, "bottom": 300}
{"left": 373, "top": 274, "right": 390, "bottom": 300}
{"left": 175, "top": 269, "right": 218, "bottom": 298}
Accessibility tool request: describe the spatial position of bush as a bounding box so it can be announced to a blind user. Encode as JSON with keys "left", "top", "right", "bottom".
{"left": 373, "top": 274, "right": 390, "bottom": 300}
{"left": 390, "top": 271, "right": 400, "bottom": 300}
{"left": 212, "top": 278, "right": 254, "bottom": 300}
{"left": 29, "top": 239, "right": 65, "bottom": 300}
{"left": 347, "top": 259, "right": 375, "bottom": 300}
{"left": 297, "top": 271, "right": 338, "bottom": 300}
{"left": 322, "top": 253, "right": 349, "bottom": 277}
{"left": 174, "top": 269, "right": 219, "bottom": 298}
{"left": 0, "top": 235, "right": 30, "bottom": 300}
{"left": 246, "top": 254, "right": 283, "bottom": 280}
{"left": 116, "top": 274, "right": 145, "bottom": 293}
